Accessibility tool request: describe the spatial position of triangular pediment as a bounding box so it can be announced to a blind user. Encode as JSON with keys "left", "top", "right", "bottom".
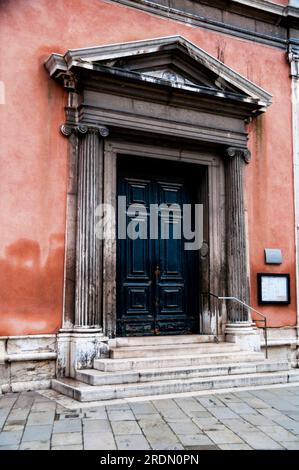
{"left": 97, "top": 53, "right": 245, "bottom": 95}
{"left": 143, "top": 66, "right": 201, "bottom": 87}
{"left": 45, "top": 36, "right": 272, "bottom": 109}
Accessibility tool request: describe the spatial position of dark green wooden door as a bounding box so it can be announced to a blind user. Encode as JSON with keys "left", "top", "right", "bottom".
{"left": 117, "top": 157, "right": 199, "bottom": 336}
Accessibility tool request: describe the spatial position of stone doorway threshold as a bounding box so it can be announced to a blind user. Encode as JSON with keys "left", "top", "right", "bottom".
{"left": 108, "top": 334, "right": 224, "bottom": 349}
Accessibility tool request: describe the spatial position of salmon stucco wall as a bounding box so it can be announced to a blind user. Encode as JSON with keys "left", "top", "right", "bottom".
{"left": 0, "top": 0, "right": 296, "bottom": 335}
{"left": 272, "top": 0, "right": 290, "bottom": 5}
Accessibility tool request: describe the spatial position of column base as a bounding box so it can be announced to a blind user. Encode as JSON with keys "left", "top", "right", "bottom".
{"left": 57, "top": 329, "right": 109, "bottom": 378}
{"left": 225, "top": 322, "right": 261, "bottom": 352}
{"left": 56, "top": 331, "right": 72, "bottom": 378}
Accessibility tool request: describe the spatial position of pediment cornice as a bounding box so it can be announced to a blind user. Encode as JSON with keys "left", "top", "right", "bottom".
{"left": 45, "top": 36, "right": 272, "bottom": 114}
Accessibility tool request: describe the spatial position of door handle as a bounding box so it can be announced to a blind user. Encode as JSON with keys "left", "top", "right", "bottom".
{"left": 154, "top": 265, "right": 161, "bottom": 281}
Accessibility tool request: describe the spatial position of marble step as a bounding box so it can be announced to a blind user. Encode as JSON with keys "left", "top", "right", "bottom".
{"left": 109, "top": 342, "right": 240, "bottom": 359}
{"left": 94, "top": 351, "right": 265, "bottom": 372}
{"left": 52, "top": 369, "right": 299, "bottom": 402}
{"left": 111, "top": 335, "right": 224, "bottom": 348}
{"left": 76, "top": 361, "right": 290, "bottom": 386}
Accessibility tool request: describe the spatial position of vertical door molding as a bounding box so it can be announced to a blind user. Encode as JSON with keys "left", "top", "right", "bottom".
{"left": 205, "top": 158, "right": 226, "bottom": 334}
{"left": 102, "top": 142, "right": 117, "bottom": 338}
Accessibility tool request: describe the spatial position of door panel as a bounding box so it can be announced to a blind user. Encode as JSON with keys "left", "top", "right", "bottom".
{"left": 155, "top": 179, "right": 187, "bottom": 334}
{"left": 118, "top": 176, "right": 154, "bottom": 336}
{"left": 117, "top": 157, "right": 200, "bottom": 336}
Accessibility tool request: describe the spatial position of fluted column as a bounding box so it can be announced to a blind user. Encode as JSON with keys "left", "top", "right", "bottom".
{"left": 225, "top": 147, "right": 251, "bottom": 323}
{"left": 74, "top": 124, "right": 109, "bottom": 329}
{"left": 58, "top": 123, "right": 109, "bottom": 376}
{"left": 289, "top": 44, "right": 299, "bottom": 328}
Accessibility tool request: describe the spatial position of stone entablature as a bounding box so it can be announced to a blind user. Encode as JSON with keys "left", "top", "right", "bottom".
{"left": 111, "top": 0, "right": 299, "bottom": 47}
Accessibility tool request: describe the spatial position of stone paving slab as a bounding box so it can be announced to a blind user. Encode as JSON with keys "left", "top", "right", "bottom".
{"left": 130, "top": 402, "right": 156, "bottom": 415}
{"left": 151, "top": 442, "right": 184, "bottom": 450}
{"left": 205, "top": 429, "right": 243, "bottom": 445}
{"left": 236, "top": 430, "right": 284, "bottom": 450}
{"left": 83, "top": 431, "right": 116, "bottom": 450}
{"left": 177, "top": 433, "right": 213, "bottom": 446}
{"left": 192, "top": 417, "right": 221, "bottom": 430}
{"left": 22, "top": 424, "right": 53, "bottom": 442}
{"left": 51, "top": 432, "right": 82, "bottom": 447}
{"left": 278, "top": 420, "right": 299, "bottom": 434}
{"left": 257, "top": 425, "right": 299, "bottom": 442}
{"left": 53, "top": 418, "right": 82, "bottom": 433}
{"left": 82, "top": 418, "right": 112, "bottom": 433}
{"left": 19, "top": 440, "right": 50, "bottom": 450}
{"left": 0, "top": 431, "right": 23, "bottom": 446}
{"left": 115, "top": 434, "right": 151, "bottom": 450}
{"left": 1, "top": 385, "right": 299, "bottom": 450}
{"left": 0, "top": 444, "right": 19, "bottom": 450}
{"left": 6, "top": 409, "right": 30, "bottom": 421}
{"left": 209, "top": 406, "right": 240, "bottom": 420}
{"left": 174, "top": 397, "right": 206, "bottom": 414}
{"left": 27, "top": 411, "right": 55, "bottom": 426}
{"left": 52, "top": 445, "right": 83, "bottom": 450}
{"left": 280, "top": 441, "right": 299, "bottom": 450}
{"left": 106, "top": 409, "right": 135, "bottom": 421}
{"left": 219, "top": 443, "right": 252, "bottom": 450}
{"left": 220, "top": 418, "right": 256, "bottom": 433}
{"left": 225, "top": 402, "right": 258, "bottom": 415}
{"left": 110, "top": 420, "right": 142, "bottom": 435}
{"left": 167, "top": 420, "right": 201, "bottom": 435}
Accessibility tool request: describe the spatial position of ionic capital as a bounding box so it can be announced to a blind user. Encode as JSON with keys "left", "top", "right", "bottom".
{"left": 225, "top": 147, "right": 251, "bottom": 164}
{"left": 60, "top": 123, "right": 109, "bottom": 138}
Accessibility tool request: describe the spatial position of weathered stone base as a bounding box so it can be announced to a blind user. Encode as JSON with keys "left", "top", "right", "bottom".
{"left": 0, "top": 335, "right": 57, "bottom": 394}
{"left": 57, "top": 329, "right": 109, "bottom": 378}
{"left": 225, "top": 322, "right": 261, "bottom": 352}
{"left": 0, "top": 332, "right": 109, "bottom": 394}
{"left": 259, "top": 326, "right": 299, "bottom": 368}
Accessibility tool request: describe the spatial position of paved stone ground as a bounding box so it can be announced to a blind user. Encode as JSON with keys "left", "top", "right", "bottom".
{"left": 1, "top": 385, "right": 299, "bottom": 450}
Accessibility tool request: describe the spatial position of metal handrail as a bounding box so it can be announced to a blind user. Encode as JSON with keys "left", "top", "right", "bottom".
{"left": 200, "top": 292, "right": 268, "bottom": 358}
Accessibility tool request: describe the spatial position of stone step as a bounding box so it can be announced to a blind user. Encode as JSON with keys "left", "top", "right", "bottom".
{"left": 76, "top": 360, "right": 290, "bottom": 386}
{"left": 94, "top": 351, "right": 265, "bottom": 372}
{"left": 109, "top": 342, "right": 240, "bottom": 359}
{"left": 52, "top": 369, "right": 299, "bottom": 402}
{"left": 112, "top": 335, "right": 224, "bottom": 348}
